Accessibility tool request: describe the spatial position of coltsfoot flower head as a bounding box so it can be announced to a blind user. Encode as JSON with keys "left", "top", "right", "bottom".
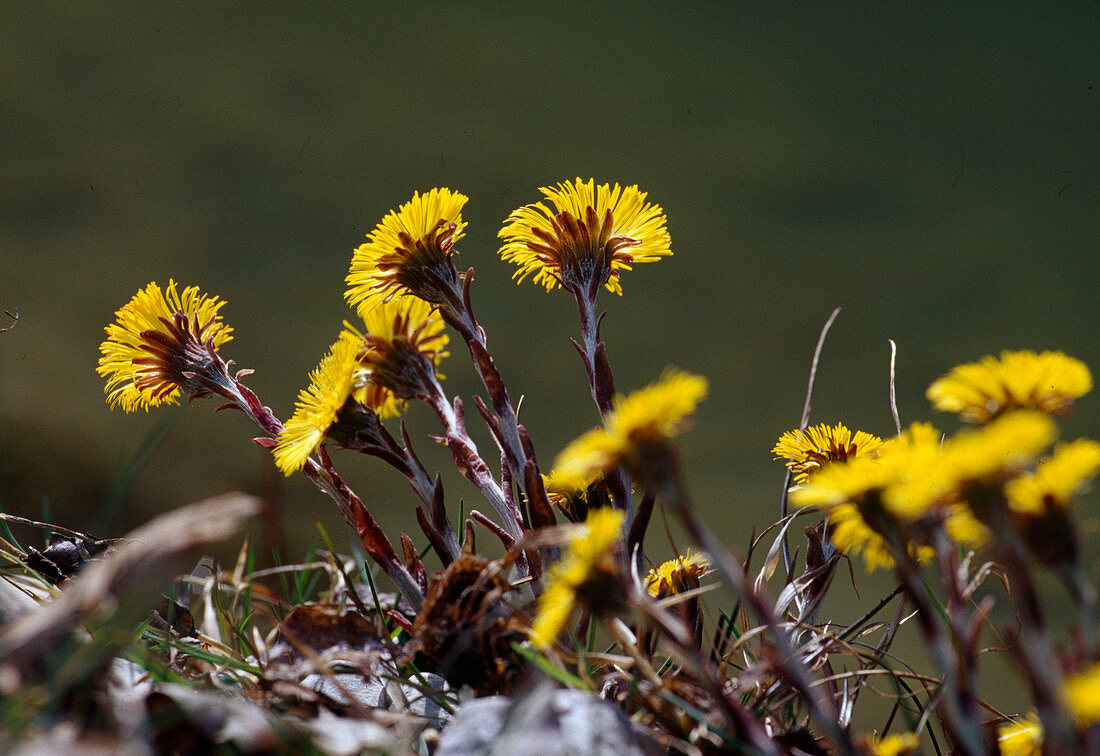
{"left": 1005, "top": 438, "right": 1100, "bottom": 566}
{"left": 552, "top": 368, "right": 707, "bottom": 491}
{"left": 543, "top": 467, "right": 608, "bottom": 522}
{"left": 997, "top": 711, "right": 1042, "bottom": 756}
{"left": 346, "top": 188, "right": 468, "bottom": 315}
{"left": 98, "top": 280, "right": 234, "bottom": 412}
{"left": 1062, "top": 661, "right": 1100, "bottom": 726}
{"left": 645, "top": 550, "right": 711, "bottom": 598}
{"left": 774, "top": 422, "right": 885, "bottom": 484}
{"left": 938, "top": 411, "right": 1056, "bottom": 503}
{"left": 927, "top": 350, "right": 1092, "bottom": 424}
{"left": 858, "top": 732, "right": 921, "bottom": 756}
{"left": 529, "top": 508, "right": 625, "bottom": 650}
{"left": 1005, "top": 438, "right": 1100, "bottom": 516}
{"left": 353, "top": 295, "right": 449, "bottom": 416}
{"left": 273, "top": 330, "right": 368, "bottom": 475}
{"left": 498, "top": 178, "right": 670, "bottom": 297}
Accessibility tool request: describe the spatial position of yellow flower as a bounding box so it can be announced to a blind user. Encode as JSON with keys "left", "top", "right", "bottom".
{"left": 498, "top": 178, "right": 670, "bottom": 296}
{"left": 927, "top": 350, "right": 1092, "bottom": 424}
{"left": 345, "top": 188, "right": 468, "bottom": 315}
{"left": 352, "top": 295, "right": 449, "bottom": 417}
{"left": 996, "top": 711, "right": 1042, "bottom": 756}
{"left": 552, "top": 369, "right": 707, "bottom": 490}
{"left": 1005, "top": 438, "right": 1100, "bottom": 515}
{"left": 866, "top": 732, "right": 920, "bottom": 756}
{"left": 824, "top": 502, "right": 933, "bottom": 572}
{"left": 273, "top": 330, "right": 365, "bottom": 474}
{"left": 774, "top": 422, "right": 885, "bottom": 483}
{"left": 543, "top": 468, "right": 607, "bottom": 520}
{"left": 942, "top": 504, "right": 991, "bottom": 548}
{"left": 98, "top": 280, "right": 233, "bottom": 412}
{"left": 645, "top": 550, "right": 711, "bottom": 597}
{"left": 529, "top": 508, "right": 625, "bottom": 650}
{"left": 1063, "top": 662, "right": 1100, "bottom": 726}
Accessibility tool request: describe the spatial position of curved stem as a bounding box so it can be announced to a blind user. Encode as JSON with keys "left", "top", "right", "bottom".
{"left": 214, "top": 376, "right": 425, "bottom": 608}
{"left": 419, "top": 368, "right": 525, "bottom": 545}
{"left": 570, "top": 288, "right": 634, "bottom": 519}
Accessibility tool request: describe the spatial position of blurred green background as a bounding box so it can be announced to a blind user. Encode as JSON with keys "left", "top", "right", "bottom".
{"left": 2, "top": 2, "right": 1098, "bottom": 569}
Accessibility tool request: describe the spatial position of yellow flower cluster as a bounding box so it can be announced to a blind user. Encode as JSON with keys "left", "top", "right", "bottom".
{"left": 785, "top": 350, "right": 1098, "bottom": 572}
{"left": 273, "top": 296, "right": 448, "bottom": 473}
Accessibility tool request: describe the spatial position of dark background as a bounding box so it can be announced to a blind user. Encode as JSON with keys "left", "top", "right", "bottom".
{"left": 2, "top": 3, "right": 1098, "bottom": 576}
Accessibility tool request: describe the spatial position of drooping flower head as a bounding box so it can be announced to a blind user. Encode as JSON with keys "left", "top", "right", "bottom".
{"left": 498, "top": 178, "right": 670, "bottom": 297}
{"left": 98, "top": 280, "right": 234, "bottom": 412}
{"left": 645, "top": 550, "right": 711, "bottom": 598}
{"left": 273, "top": 329, "right": 370, "bottom": 475}
{"left": 1005, "top": 438, "right": 1100, "bottom": 516}
{"left": 774, "top": 422, "right": 885, "bottom": 484}
{"left": 552, "top": 368, "right": 707, "bottom": 491}
{"left": 352, "top": 295, "right": 449, "bottom": 416}
{"left": 927, "top": 350, "right": 1092, "bottom": 424}
{"left": 528, "top": 507, "right": 625, "bottom": 651}
{"left": 346, "top": 188, "right": 468, "bottom": 315}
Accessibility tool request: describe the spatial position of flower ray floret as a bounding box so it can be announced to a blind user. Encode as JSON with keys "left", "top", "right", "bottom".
{"left": 273, "top": 329, "right": 365, "bottom": 475}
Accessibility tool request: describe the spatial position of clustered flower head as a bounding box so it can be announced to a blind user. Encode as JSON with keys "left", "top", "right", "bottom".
{"left": 927, "top": 349, "right": 1092, "bottom": 424}
{"left": 645, "top": 550, "right": 711, "bottom": 598}
{"left": 345, "top": 187, "right": 468, "bottom": 315}
{"left": 773, "top": 422, "right": 885, "bottom": 484}
{"left": 353, "top": 295, "right": 449, "bottom": 413}
{"left": 498, "top": 178, "right": 671, "bottom": 297}
{"left": 553, "top": 368, "right": 707, "bottom": 492}
{"left": 528, "top": 508, "right": 626, "bottom": 651}
{"left": 98, "top": 280, "right": 234, "bottom": 412}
